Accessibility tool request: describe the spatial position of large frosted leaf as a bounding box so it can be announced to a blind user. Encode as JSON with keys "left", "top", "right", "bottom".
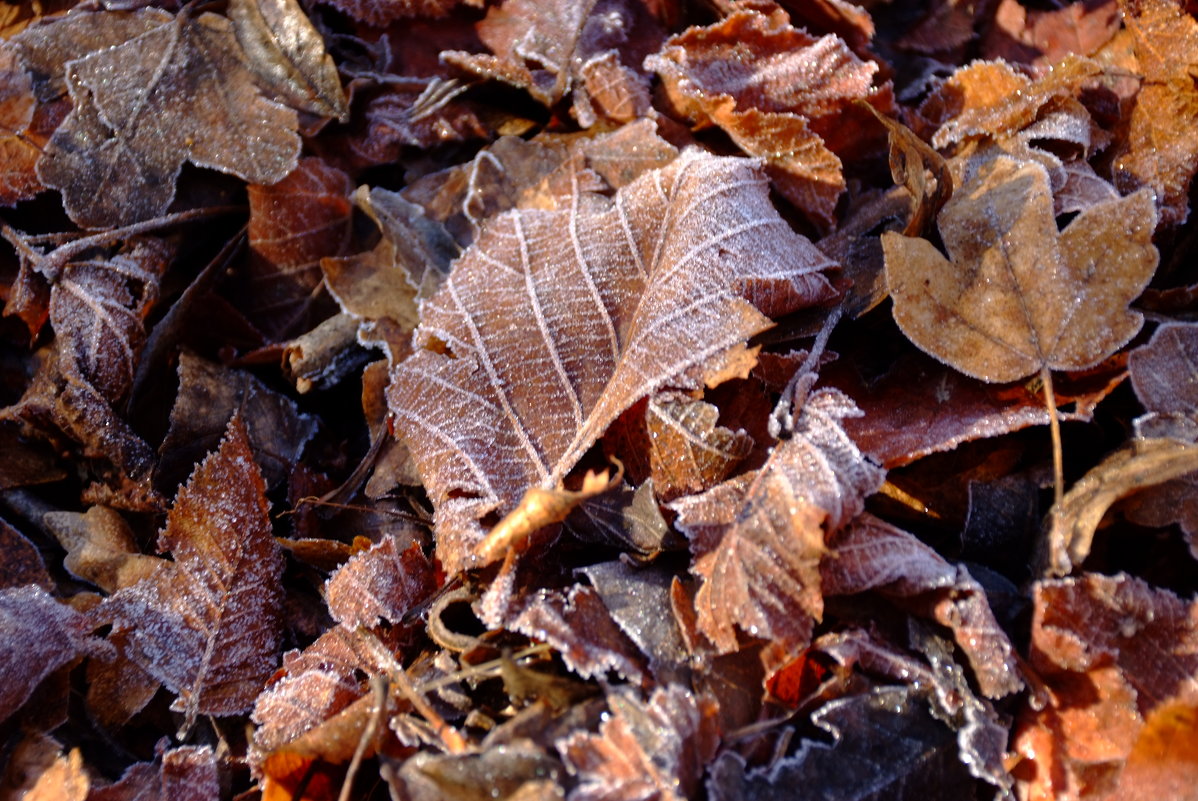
{"left": 388, "top": 149, "right": 838, "bottom": 573}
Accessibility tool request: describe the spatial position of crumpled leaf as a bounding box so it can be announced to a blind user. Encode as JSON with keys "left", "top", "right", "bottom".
{"left": 671, "top": 387, "right": 885, "bottom": 656}
{"left": 707, "top": 686, "right": 982, "bottom": 801}
{"left": 566, "top": 478, "right": 678, "bottom": 555}
{"left": 35, "top": 8, "right": 299, "bottom": 228}
{"left": 228, "top": 0, "right": 348, "bottom": 121}
{"left": 645, "top": 8, "right": 891, "bottom": 227}
{"left": 557, "top": 685, "right": 719, "bottom": 801}
{"left": 1112, "top": 0, "right": 1198, "bottom": 224}
{"left": 641, "top": 392, "right": 753, "bottom": 503}
{"left": 388, "top": 149, "right": 838, "bottom": 574}
{"left": 1012, "top": 573, "right": 1198, "bottom": 800}
{"left": 324, "top": 535, "right": 436, "bottom": 629}
{"left": 0, "top": 585, "right": 101, "bottom": 726}
{"left": 42, "top": 505, "right": 160, "bottom": 593}
{"left": 1042, "top": 437, "right": 1198, "bottom": 576}
{"left": 822, "top": 514, "right": 1024, "bottom": 698}
{"left": 245, "top": 156, "right": 353, "bottom": 339}
{"left": 508, "top": 583, "right": 647, "bottom": 682}
{"left": 884, "top": 155, "right": 1158, "bottom": 383}
{"left": 103, "top": 416, "right": 284, "bottom": 733}
{"left": 322, "top": 186, "right": 457, "bottom": 362}
{"left": 156, "top": 351, "right": 318, "bottom": 495}
{"left": 23, "top": 749, "right": 88, "bottom": 801}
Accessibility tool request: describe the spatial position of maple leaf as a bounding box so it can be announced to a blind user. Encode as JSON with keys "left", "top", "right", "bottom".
{"left": 102, "top": 416, "right": 284, "bottom": 734}
{"left": 387, "top": 149, "right": 839, "bottom": 574}
{"left": 671, "top": 387, "right": 885, "bottom": 656}
{"left": 884, "top": 156, "right": 1157, "bottom": 383}
{"left": 33, "top": 7, "right": 299, "bottom": 228}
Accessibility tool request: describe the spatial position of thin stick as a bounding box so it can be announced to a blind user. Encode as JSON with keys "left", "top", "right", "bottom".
{"left": 1040, "top": 364, "right": 1064, "bottom": 509}
{"left": 339, "top": 674, "right": 388, "bottom": 801}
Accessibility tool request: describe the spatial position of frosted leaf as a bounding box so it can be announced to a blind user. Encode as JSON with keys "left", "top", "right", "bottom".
{"left": 103, "top": 416, "right": 284, "bottom": 733}
{"left": 324, "top": 535, "right": 436, "bottom": 629}
{"left": 388, "top": 149, "right": 839, "bottom": 574}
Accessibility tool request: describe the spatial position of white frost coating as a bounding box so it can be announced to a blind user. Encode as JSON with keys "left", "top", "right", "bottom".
{"left": 388, "top": 149, "right": 839, "bottom": 573}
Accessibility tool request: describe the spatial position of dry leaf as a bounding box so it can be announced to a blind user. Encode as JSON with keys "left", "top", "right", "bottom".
{"left": 228, "top": 0, "right": 348, "bottom": 121}
{"left": 644, "top": 393, "right": 753, "bottom": 503}
{"left": 1042, "top": 437, "right": 1198, "bottom": 576}
{"left": 1129, "top": 322, "right": 1198, "bottom": 416}
{"left": 322, "top": 186, "right": 457, "bottom": 362}
{"left": 644, "top": 8, "right": 890, "bottom": 226}
{"left": 1112, "top": 0, "right": 1198, "bottom": 224}
{"left": 1109, "top": 698, "right": 1198, "bottom": 800}
{"left": 982, "top": 0, "right": 1120, "bottom": 67}
{"left": 245, "top": 157, "right": 353, "bottom": 339}
{"left": 884, "top": 155, "right": 1157, "bottom": 383}
{"left": 35, "top": 8, "right": 299, "bottom": 228}
{"left": 319, "top": 0, "right": 463, "bottom": 27}
{"left": 90, "top": 747, "right": 219, "bottom": 801}
{"left": 388, "top": 149, "right": 838, "bottom": 574}
{"left": 23, "top": 749, "right": 88, "bottom": 801}
{"left": 558, "top": 685, "right": 718, "bottom": 801}
{"left": 42, "top": 505, "right": 161, "bottom": 593}
{"left": 823, "top": 515, "right": 1024, "bottom": 698}
{"left": 324, "top": 535, "right": 435, "bottom": 629}
{"left": 0, "top": 41, "right": 42, "bottom": 206}
{"left": 103, "top": 416, "right": 284, "bottom": 733}
{"left": 671, "top": 387, "right": 884, "bottom": 656}
{"left": 0, "top": 585, "right": 99, "bottom": 726}
{"left": 0, "top": 517, "right": 51, "bottom": 590}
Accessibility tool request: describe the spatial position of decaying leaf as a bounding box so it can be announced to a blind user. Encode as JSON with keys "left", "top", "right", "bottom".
{"left": 644, "top": 393, "right": 753, "bottom": 504}
{"left": 103, "top": 416, "right": 284, "bottom": 733}
{"left": 672, "top": 388, "right": 885, "bottom": 656}
{"left": 1112, "top": 0, "right": 1198, "bottom": 224}
{"left": 34, "top": 8, "right": 300, "bottom": 228}
{"left": 0, "top": 585, "right": 100, "bottom": 726}
{"left": 324, "top": 535, "right": 435, "bottom": 629}
{"left": 1042, "top": 437, "right": 1198, "bottom": 576}
{"left": 388, "top": 149, "right": 838, "bottom": 574}
{"left": 884, "top": 156, "right": 1158, "bottom": 383}
{"left": 228, "top": 0, "right": 348, "bottom": 121}
{"left": 245, "top": 157, "right": 354, "bottom": 339}
{"left": 558, "top": 685, "right": 719, "bottom": 801}
{"left": 644, "top": 8, "right": 891, "bottom": 227}
{"left": 322, "top": 186, "right": 457, "bottom": 362}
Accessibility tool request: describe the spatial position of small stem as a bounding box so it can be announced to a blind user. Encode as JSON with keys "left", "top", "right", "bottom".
{"left": 1041, "top": 365, "right": 1064, "bottom": 509}
{"left": 339, "top": 675, "right": 388, "bottom": 801}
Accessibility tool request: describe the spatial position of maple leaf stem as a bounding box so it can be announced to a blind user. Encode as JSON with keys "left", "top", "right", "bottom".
{"left": 1041, "top": 364, "right": 1064, "bottom": 509}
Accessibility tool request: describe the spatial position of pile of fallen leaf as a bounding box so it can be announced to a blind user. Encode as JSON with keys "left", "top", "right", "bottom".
{"left": 2, "top": 0, "right": 1197, "bottom": 798}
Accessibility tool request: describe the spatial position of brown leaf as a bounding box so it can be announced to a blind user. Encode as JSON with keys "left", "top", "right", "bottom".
{"left": 644, "top": 8, "right": 889, "bottom": 226}
{"left": 246, "top": 157, "right": 354, "bottom": 339}
{"left": 0, "top": 516, "right": 51, "bottom": 590}
{"left": 23, "top": 749, "right": 87, "bottom": 801}
{"left": 324, "top": 536, "right": 435, "bottom": 629}
{"left": 557, "top": 685, "right": 719, "bottom": 801}
{"left": 884, "top": 156, "right": 1158, "bottom": 383}
{"left": 920, "top": 57, "right": 1103, "bottom": 149}
{"left": 982, "top": 0, "right": 1120, "bottom": 67}
{"left": 34, "top": 8, "right": 299, "bottom": 228}
{"left": 0, "top": 41, "right": 42, "bottom": 206}
{"left": 90, "top": 747, "right": 219, "bottom": 801}
{"left": 84, "top": 628, "right": 161, "bottom": 730}
{"left": 319, "top": 0, "right": 463, "bottom": 27}
{"left": 228, "top": 0, "right": 348, "bottom": 121}
{"left": 322, "top": 186, "right": 457, "bottom": 362}
{"left": 509, "top": 583, "right": 646, "bottom": 682}
{"left": 861, "top": 102, "right": 953, "bottom": 237}
{"left": 645, "top": 393, "right": 753, "bottom": 502}
{"left": 671, "top": 388, "right": 884, "bottom": 656}
{"left": 0, "top": 585, "right": 99, "bottom": 726}
{"left": 388, "top": 149, "right": 838, "bottom": 574}
{"left": 103, "top": 416, "right": 284, "bottom": 733}
{"left": 156, "top": 352, "right": 318, "bottom": 495}
{"left": 1110, "top": 698, "right": 1198, "bottom": 800}
{"left": 1129, "top": 322, "right": 1198, "bottom": 416}
{"left": 1043, "top": 437, "right": 1198, "bottom": 576}
{"left": 388, "top": 742, "right": 564, "bottom": 801}
{"left": 822, "top": 515, "right": 1024, "bottom": 698}
{"left": 573, "top": 51, "right": 652, "bottom": 127}
{"left": 42, "top": 505, "right": 160, "bottom": 593}
{"left": 1013, "top": 573, "right": 1198, "bottom": 799}
{"left": 565, "top": 479, "right": 679, "bottom": 556}
{"left": 1112, "top": 0, "right": 1198, "bottom": 224}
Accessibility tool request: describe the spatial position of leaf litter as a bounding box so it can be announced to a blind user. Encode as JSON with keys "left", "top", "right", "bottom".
{"left": 1, "top": 1, "right": 1197, "bottom": 799}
